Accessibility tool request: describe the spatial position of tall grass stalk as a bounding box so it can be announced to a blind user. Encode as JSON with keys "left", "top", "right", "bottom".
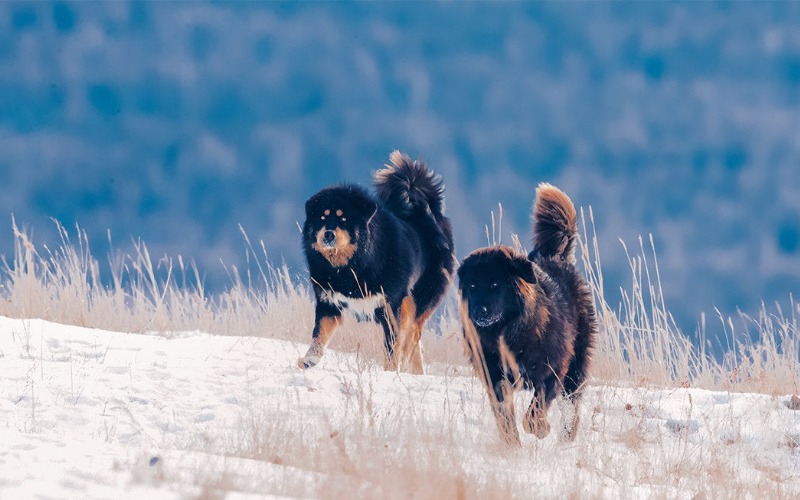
{"left": 1, "top": 217, "right": 797, "bottom": 393}
{"left": 577, "top": 207, "right": 799, "bottom": 394}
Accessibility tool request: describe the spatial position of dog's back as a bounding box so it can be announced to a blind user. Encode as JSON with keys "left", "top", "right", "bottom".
{"left": 373, "top": 151, "right": 454, "bottom": 254}
{"left": 373, "top": 151, "right": 456, "bottom": 312}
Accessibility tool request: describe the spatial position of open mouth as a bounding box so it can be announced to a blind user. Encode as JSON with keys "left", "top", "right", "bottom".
{"left": 473, "top": 315, "right": 502, "bottom": 328}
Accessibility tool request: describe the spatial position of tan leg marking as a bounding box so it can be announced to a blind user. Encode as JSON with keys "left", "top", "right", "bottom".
{"left": 493, "top": 380, "right": 521, "bottom": 447}
{"left": 393, "top": 296, "right": 417, "bottom": 372}
{"left": 394, "top": 296, "right": 431, "bottom": 374}
{"left": 298, "top": 315, "right": 343, "bottom": 369}
{"left": 408, "top": 309, "right": 434, "bottom": 375}
{"left": 523, "top": 391, "right": 551, "bottom": 439}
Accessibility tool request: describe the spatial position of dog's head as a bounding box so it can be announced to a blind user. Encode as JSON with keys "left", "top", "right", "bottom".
{"left": 457, "top": 246, "right": 538, "bottom": 331}
{"left": 303, "top": 185, "right": 377, "bottom": 268}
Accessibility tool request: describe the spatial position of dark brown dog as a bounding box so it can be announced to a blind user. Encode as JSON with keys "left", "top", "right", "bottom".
{"left": 457, "top": 184, "right": 597, "bottom": 445}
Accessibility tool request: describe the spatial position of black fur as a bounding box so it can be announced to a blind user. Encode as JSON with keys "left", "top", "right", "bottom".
{"left": 298, "top": 151, "right": 455, "bottom": 374}
{"left": 457, "top": 184, "right": 596, "bottom": 445}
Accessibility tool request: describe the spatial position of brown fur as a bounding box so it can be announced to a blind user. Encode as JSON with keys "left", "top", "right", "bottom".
{"left": 533, "top": 183, "right": 578, "bottom": 264}
{"left": 515, "top": 278, "right": 549, "bottom": 340}
{"left": 393, "top": 296, "right": 427, "bottom": 375}
{"left": 312, "top": 228, "right": 358, "bottom": 268}
{"left": 296, "top": 315, "right": 344, "bottom": 368}
{"left": 457, "top": 184, "right": 596, "bottom": 446}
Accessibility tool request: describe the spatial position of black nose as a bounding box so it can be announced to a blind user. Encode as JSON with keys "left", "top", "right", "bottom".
{"left": 471, "top": 305, "right": 489, "bottom": 319}
{"left": 323, "top": 230, "right": 336, "bottom": 244}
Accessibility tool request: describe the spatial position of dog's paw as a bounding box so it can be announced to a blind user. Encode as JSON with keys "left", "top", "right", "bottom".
{"left": 297, "top": 354, "right": 320, "bottom": 369}
{"left": 523, "top": 413, "right": 551, "bottom": 439}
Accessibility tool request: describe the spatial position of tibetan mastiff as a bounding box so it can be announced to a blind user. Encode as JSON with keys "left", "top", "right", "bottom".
{"left": 457, "top": 183, "right": 597, "bottom": 445}
{"left": 297, "top": 151, "right": 455, "bottom": 374}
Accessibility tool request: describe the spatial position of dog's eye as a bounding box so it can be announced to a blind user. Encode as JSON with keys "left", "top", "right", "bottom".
{"left": 490, "top": 282, "right": 499, "bottom": 289}
{"left": 321, "top": 216, "right": 326, "bottom": 220}
{"left": 341, "top": 217, "right": 346, "bottom": 222}
{"left": 468, "top": 283, "right": 476, "bottom": 289}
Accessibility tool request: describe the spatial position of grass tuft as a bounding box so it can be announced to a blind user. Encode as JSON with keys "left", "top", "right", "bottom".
{"left": 1, "top": 215, "right": 798, "bottom": 393}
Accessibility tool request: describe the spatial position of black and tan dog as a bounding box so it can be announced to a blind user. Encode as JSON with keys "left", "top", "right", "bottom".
{"left": 298, "top": 151, "right": 455, "bottom": 374}
{"left": 457, "top": 183, "right": 597, "bottom": 445}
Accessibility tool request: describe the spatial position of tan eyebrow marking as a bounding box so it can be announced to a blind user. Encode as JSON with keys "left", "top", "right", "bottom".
{"left": 324, "top": 209, "right": 331, "bottom": 215}
{"left": 336, "top": 209, "right": 343, "bottom": 217}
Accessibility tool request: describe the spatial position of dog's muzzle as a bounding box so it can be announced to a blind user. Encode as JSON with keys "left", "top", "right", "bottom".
{"left": 322, "top": 230, "right": 336, "bottom": 247}
{"left": 471, "top": 305, "right": 501, "bottom": 328}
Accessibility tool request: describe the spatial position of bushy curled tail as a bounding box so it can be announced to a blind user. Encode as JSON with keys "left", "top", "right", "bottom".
{"left": 532, "top": 183, "right": 578, "bottom": 263}
{"left": 374, "top": 150, "right": 446, "bottom": 220}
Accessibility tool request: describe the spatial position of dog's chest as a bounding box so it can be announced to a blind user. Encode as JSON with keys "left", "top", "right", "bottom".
{"left": 321, "top": 290, "right": 386, "bottom": 321}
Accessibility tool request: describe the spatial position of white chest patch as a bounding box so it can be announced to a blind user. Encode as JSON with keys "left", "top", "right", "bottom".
{"left": 321, "top": 290, "right": 386, "bottom": 321}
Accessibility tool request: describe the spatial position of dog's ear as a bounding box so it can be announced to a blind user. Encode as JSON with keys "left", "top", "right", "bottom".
{"left": 456, "top": 261, "right": 466, "bottom": 283}
{"left": 305, "top": 196, "right": 319, "bottom": 218}
{"left": 510, "top": 258, "right": 537, "bottom": 284}
{"left": 355, "top": 197, "right": 378, "bottom": 222}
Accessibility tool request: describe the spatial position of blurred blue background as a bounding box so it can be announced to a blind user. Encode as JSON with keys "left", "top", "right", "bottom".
{"left": 1, "top": 1, "right": 799, "bottom": 342}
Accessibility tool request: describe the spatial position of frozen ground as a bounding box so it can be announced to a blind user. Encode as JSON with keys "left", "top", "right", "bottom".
{"left": 0, "top": 316, "right": 799, "bottom": 498}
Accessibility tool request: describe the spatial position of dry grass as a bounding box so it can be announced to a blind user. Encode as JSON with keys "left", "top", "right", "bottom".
{"left": 576, "top": 207, "right": 800, "bottom": 395}
{"left": 1, "top": 216, "right": 798, "bottom": 498}
{"left": 2, "top": 215, "right": 796, "bottom": 393}
{"left": 1, "top": 219, "right": 313, "bottom": 340}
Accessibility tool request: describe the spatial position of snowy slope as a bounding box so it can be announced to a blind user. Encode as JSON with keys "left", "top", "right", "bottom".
{"left": 0, "top": 316, "right": 798, "bottom": 498}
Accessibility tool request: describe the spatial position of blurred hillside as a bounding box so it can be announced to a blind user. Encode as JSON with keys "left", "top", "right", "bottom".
{"left": 1, "top": 1, "right": 799, "bottom": 340}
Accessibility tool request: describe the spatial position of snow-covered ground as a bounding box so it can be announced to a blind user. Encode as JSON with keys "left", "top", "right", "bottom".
{"left": 1, "top": 316, "right": 798, "bottom": 498}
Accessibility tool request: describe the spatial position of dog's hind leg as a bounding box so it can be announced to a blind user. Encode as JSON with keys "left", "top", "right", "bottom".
{"left": 406, "top": 311, "right": 433, "bottom": 375}
{"left": 560, "top": 298, "right": 595, "bottom": 440}
{"left": 560, "top": 361, "right": 588, "bottom": 441}
{"left": 405, "top": 265, "right": 454, "bottom": 375}
{"left": 392, "top": 296, "right": 422, "bottom": 374}
{"left": 298, "top": 301, "right": 342, "bottom": 369}
{"left": 409, "top": 341, "right": 424, "bottom": 375}
{"left": 404, "top": 307, "right": 435, "bottom": 375}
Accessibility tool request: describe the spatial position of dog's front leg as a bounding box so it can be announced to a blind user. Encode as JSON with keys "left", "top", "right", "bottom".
{"left": 491, "top": 379, "right": 521, "bottom": 447}
{"left": 374, "top": 305, "right": 398, "bottom": 371}
{"left": 522, "top": 378, "right": 557, "bottom": 438}
{"left": 298, "top": 301, "right": 342, "bottom": 369}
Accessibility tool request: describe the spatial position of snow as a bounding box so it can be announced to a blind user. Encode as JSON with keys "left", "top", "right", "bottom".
{"left": 0, "top": 316, "right": 798, "bottom": 498}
